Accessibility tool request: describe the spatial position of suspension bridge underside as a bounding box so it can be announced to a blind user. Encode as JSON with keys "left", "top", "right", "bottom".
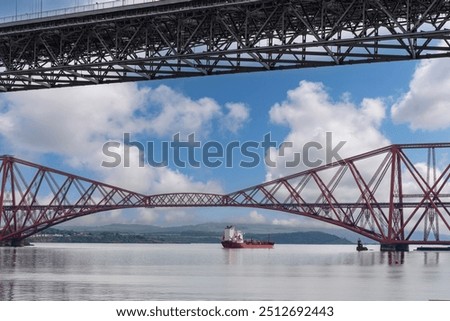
{"left": 1, "top": 0, "right": 450, "bottom": 92}
{"left": 0, "top": 143, "right": 449, "bottom": 250}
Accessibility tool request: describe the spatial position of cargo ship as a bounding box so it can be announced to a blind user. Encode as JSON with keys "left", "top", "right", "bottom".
{"left": 221, "top": 225, "right": 274, "bottom": 249}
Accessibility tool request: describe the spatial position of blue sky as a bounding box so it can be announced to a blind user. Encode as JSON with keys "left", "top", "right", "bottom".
{"left": 0, "top": 0, "right": 449, "bottom": 228}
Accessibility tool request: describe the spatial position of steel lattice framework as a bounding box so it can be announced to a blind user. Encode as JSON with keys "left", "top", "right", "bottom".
{"left": 1, "top": 0, "right": 450, "bottom": 92}
{"left": 0, "top": 143, "right": 449, "bottom": 249}
{"left": 227, "top": 143, "right": 450, "bottom": 250}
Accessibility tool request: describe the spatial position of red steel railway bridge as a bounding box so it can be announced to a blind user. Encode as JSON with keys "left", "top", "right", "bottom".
{"left": 1, "top": 0, "right": 450, "bottom": 91}
{"left": 0, "top": 1, "right": 449, "bottom": 250}
{"left": 0, "top": 143, "right": 449, "bottom": 250}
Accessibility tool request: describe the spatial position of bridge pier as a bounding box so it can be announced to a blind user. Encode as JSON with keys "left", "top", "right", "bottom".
{"left": 380, "top": 243, "right": 409, "bottom": 252}
{"left": 0, "top": 239, "right": 31, "bottom": 247}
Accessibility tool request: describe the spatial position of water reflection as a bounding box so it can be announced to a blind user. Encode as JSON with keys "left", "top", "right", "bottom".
{"left": 423, "top": 251, "right": 440, "bottom": 265}
{"left": 358, "top": 249, "right": 442, "bottom": 266}
{"left": 222, "top": 248, "right": 239, "bottom": 265}
{"left": 222, "top": 245, "right": 411, "bottom": 267}
{"left": 387, "top": 251, "right": 405, "bottom": 265}
{"left": 0, "top": 247, "right": 66, "bottom": 300}
{"left": 1, "top": 244, "right": 450, "bottom": 300}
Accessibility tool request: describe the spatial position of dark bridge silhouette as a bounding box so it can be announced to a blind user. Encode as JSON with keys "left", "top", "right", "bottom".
{"left": 1, "top": 143, "right": 449, "bottom": 250}
{"left": 1, "top": 0, "right": 450, "bottom": 91}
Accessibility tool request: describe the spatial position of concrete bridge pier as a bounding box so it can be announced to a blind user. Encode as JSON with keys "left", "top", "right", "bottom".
{"left": 380, "top": 243, "right": 410, "bottom": 252}
{"left": 0, "top": 239, "right": 30, "bottom": 247}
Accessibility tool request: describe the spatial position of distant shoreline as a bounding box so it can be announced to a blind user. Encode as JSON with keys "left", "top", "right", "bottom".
{"left": 29, "top": 223, "right": 353, "bottom": 245}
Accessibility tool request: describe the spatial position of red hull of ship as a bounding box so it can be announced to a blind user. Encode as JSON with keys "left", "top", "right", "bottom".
{"left": 221, "top": 240, "right": 274, "bottom": 249}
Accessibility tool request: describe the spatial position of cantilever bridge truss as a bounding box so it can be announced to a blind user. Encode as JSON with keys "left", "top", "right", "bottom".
{"left": 0, "top": 143, "right": 449, "bottom": 247}
{"left": 1, "top": 0, "right": 450, "bottom": 92}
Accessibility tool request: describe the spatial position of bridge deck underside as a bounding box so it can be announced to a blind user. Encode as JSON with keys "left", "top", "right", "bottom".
{"left": 0, "top": 0, "right": 450, "bottom": 91}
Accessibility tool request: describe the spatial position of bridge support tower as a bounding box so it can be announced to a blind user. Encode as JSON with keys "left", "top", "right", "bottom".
{"left": 380, "top": 244, "right": 410, "bottom": 252}
{"left": 0, "top": 239, "right": 29, "bottom": 247}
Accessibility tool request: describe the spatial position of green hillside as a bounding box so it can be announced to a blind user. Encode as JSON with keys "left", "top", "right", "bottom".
{"left": 32, "top": 223, "right": 352, "bottom": 244}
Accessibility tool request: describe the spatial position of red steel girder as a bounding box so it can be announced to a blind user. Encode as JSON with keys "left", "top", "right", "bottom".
{"left": 0, "top": 143, "right": 449, "bottom": 245}
{"left": 0, "top": 155, "right": 148, "bottom": 243}
{"left": 226, "top": 143, "right": 450, "bottom": 244}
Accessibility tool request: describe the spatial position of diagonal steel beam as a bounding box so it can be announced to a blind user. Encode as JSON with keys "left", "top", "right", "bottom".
{"left": 290, "top": 4, "right": 340, "bottom": 65}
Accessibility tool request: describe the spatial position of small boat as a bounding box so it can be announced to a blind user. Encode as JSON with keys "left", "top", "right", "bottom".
{"left": 221, "top": 225, "right": 274, "bottom": 249}
{"left": 356, "top": 239, "right": 368, "bottom": 251}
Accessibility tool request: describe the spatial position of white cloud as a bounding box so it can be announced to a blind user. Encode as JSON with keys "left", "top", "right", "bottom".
{"left": 222, "top": 103, "right": 250, "bottom": 133}
{"left": 63, "top": 207, "right": 160, "bottom": 227}
{"left": 145, "top": 85, "right": 222, "bottom": 137}
{"left": 161, "top": 209, "right": 196, "bottom": 225}
{"left": 99, "top": 145, "right": 223, "bottom": 194}
{"left": 0, "top": 83, "right": 246, "bottom": 162}
{"left": 0, "top": 83, "right": 147, "bottom": 160}
{"left": 265, "top": 81, "right": 448, "bottom": 236}
{"left": 248, "top": 210, "right": 266, "bottom": 224}
{"left": 272, "top": 217, "right": 303, "bottom": 227}
{"left": 391, "top": 58, "right": 450, "bottom": 130}
{"left": 0, "top": 82, "right": 232, "bottom": 225}
{"left": 267, "top": 80, "right": 390, "bottom": 180}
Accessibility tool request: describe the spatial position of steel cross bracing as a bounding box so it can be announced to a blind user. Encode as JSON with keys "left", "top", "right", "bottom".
{"left": 0, "top": 143, "right": 449, "bottom": 246}
{"left": 227, "top": 143, "right": 450, "bottom": 247}
{"left": 1, "top": 0, "right": 450, "bottom": 92}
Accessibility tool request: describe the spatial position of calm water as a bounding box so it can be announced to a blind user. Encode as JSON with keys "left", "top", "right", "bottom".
{"left": 1, "top": 243, "right": 449, "bottom": 301}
